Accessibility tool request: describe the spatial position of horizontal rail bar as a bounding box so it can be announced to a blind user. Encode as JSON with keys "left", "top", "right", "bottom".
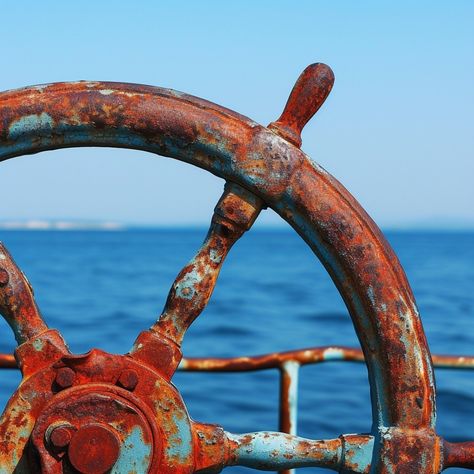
{"left": 1, "top": 347, "right": 474, "bottom": 371}
{"left": 180, "top": 346, "right": 364, "bottom": 371}
{"left": 0, "top": 354, "right": 16, "bottom": 368}
{"left": 180, "top": 347, "right": 474, "bottom": 371}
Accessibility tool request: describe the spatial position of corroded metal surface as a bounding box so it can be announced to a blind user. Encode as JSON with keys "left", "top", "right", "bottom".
{"left": 179, "top": 346, "right": 474, "bottom": 371}
{"left": 225, "top": 432, "right": 372, "bottom": 472}
{"left": 151, "top": 181, "right": 264, "bottom": 346}
{"left": 0, "top": 354, "right": 15, "bottom": 368}
{"left": 268, "top": 63, "right": 334, "bottom": 147}
{"left": 4, "top": 346, "right": 474, "bottom": 371}
{"left": 0, "top": 242, "right": 48, "bottom": 344}
{"left": 0, "top": 63, "right": 473, "bottom": 472}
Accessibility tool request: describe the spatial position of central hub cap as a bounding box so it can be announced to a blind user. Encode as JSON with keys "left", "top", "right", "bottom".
{"left": 68, "top": 424, "right": 120, "bottom": 474}
{"left": 31, "top": 385, "right": 155, "bottom": 473}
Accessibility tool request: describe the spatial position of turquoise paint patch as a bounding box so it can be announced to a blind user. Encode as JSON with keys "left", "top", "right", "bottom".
{"left": 209, "top": 248, "right": 222, "bottom": 264}
{"left": 345, "top": 435, "right": 374, "bottom": 472}
{"left": 166, "top": 413, "right": 192, "bottom": 462}
{"left": 227, "top": 431, "right": 341, "bottom": 469}
{"left": 175, "top": 268, "right": 199, "bottom": 300}
{"left": 32, "top": 339, "right": 44, "bottom": 351}
{"left": 8, "top": 113, "right": 54, "bottom": 140}
{"left": 323, "top": 347, "right": 345, "bottom": 361}
{"left": 111, "top": 426, "right": 151, "bottom": 474}
{"left": 367, "top": 286, "right": 376, "bottom": 306}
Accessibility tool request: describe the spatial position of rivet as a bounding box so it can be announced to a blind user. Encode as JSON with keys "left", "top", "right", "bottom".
{"left": 55, "top": 367, "right": 76, "bottom": 389}
{"left": 117, "top": 369, "right": 139, "bottom": 391}
{"left": 49, "top": 425, "right": 74, "bottom": 449}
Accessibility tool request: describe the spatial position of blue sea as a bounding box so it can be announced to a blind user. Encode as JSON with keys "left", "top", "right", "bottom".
{"left": 0, "top": 229, "right": 473, "bottom": 473}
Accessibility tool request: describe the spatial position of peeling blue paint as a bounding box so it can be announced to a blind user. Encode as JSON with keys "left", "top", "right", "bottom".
{"left": 343, "top": 435, "right": 374, "bottom": 472}
{"left": 166, "top": 413, "right": 193, "bottom": 462}
{"left": 8, "top": 113, "right": 54, "bottom": 140}
{"left": 111, "top": 425, "right": 151, "bottom": 474}
{"left": 32, "top": 339, "right": 44, "bottom": 352}
{"left": 227, "top": 431, "right": 342, "bottom": 470}
{"left": 209, "top": 248, "right": 222, "bottom": 264}
{"left": 323, "top": 347, "right": 346, "bottom": 361}
{"left": 174, "top": 269, "right": 199, "bottom": 300}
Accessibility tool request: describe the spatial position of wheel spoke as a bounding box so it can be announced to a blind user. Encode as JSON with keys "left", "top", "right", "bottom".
{"left": 224, "top": 431, "right": 373, "bottom": 472}
{"left": 0, "top": 242, "right": 48, "bottom": 344}
{"left": 149, "top": 182, "right": 264, "bottom": 345}
{"left": 0, "top": 243, "right": 70, "bottom": 377}
{"left": 443, "top": 440, "right": 474, "bottom": 470}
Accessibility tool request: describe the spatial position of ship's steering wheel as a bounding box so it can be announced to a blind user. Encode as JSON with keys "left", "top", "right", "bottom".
{"left": 0, "top": 63, "right": 469, "bottom": 473}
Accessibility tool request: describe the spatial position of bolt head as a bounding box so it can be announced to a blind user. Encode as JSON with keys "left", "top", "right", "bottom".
{"left": 68, "top": 424, "right": 120, "bottom": 474}
{"left": 117, "top": 369, "right": 139, "bottom": 391}
{"left": 49, "top": 425, "right": 73, "bottom": 449}
{"left": 55, "top": 367, "right": 76, "bottom": 389}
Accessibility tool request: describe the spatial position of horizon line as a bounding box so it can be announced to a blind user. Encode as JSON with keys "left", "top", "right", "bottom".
{"left": 1, "top": 222, "right": 474, "bottom": 233}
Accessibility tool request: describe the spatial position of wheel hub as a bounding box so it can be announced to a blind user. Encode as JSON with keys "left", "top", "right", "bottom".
{"left": 26, "top": 348, "right": 192, "bottom": 473}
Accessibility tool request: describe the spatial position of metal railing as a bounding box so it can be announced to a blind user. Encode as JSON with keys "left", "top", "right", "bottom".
{"left": 2, "top": 346, "right": 473, "bottom": 474}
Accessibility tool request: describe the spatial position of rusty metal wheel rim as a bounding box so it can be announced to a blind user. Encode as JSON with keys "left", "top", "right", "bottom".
{"left": 0, "top": 64, "right": 453, "bottom": 472}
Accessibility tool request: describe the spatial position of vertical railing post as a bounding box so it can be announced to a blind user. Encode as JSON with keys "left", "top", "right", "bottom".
{"left": 279, "top": 360, "right": 300, "bottom": 474}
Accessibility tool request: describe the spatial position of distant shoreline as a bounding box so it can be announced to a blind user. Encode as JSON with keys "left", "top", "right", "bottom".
{"left": 0, "top": 224, "right": 473, "bottom": 233}
{"left": 0, "top": 221, "right": 125, "bottom": 231}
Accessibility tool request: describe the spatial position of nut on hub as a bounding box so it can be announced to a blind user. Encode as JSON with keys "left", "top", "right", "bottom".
{"left": 68, "top": 424, "right": 121, "bottom": 474}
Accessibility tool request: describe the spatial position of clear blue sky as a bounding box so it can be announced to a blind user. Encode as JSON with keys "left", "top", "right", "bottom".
{"left": 1, "top": 1, "right": 473, "bottom": 228}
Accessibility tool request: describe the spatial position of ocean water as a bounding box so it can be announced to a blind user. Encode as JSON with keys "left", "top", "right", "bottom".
{"left": 0, "top": 229, "right": 473, "bottom": 473}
